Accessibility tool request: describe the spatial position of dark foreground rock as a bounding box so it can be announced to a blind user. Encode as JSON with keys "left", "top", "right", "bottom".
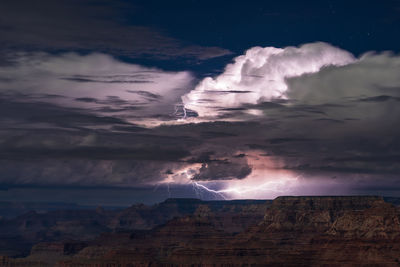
{"left": 0, "top": 198, "right": 270, "bottom": 258}
{"left": 2, "top": 196, "right": 400, "bottom": 266}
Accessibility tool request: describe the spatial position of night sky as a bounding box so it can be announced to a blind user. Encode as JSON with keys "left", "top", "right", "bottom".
{"left": 1, "top": 0, "right": 400, "bottom": 206}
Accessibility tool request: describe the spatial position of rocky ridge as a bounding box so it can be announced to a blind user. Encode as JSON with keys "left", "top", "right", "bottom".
{"left": 2, "top": 196, "right": 400, "bottom": 266}
{"left": 0, "top": 198, "right": 270, "bottom": 258}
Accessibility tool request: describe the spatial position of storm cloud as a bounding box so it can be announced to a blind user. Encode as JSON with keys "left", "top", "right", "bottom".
{"left": 182, "top": 42, "right": 354, "bottom": 117}
{"left": 1, "top": 41, "right": 400, "bottom": 199}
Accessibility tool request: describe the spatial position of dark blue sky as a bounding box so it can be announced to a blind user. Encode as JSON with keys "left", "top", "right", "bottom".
{"left": 130, "top": 0, "right": 400, "bottom": 75}
{"left": 1, "top": 0, "right": 400, "bottom": 73}
{"left": 130, "top": 0, "right": 400, "bottom": 56}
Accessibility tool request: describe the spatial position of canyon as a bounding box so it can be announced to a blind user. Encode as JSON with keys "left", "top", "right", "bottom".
{"left": 1, "top": 196, "right": 400, "bottom": 266}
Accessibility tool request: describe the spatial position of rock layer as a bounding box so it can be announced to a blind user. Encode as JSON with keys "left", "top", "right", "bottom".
{"left": 2, "top": 196, "right": 400, "bottom": 266}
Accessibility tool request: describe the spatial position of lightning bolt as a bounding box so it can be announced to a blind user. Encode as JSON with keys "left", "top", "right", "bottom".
{"left": 161, "top": 161, "right": 302, "bottom": 200}
{"left": 160, "top": 165, "right": 227, "bottom": 200}
{"left": 182, "top": 106, "right": 187, "bottom": 119}
{"left": 192, "top": 181, "right": 227, "bottom": 200}
{"left": 174, "top": 103, "right": 187, "bottom": 120}
{"left": 166, "top": 183, "right": 171, "bottom": 197}
{"left": 190, "top": 174, "right": 303, "bottom": 199}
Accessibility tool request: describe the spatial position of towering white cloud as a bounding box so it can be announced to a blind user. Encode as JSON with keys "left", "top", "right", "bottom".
{"left": 182, "top": 42, "right": 355, "bottom": 117}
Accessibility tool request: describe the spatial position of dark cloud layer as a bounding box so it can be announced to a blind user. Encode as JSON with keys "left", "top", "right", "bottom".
{"left": 0, "top": 0, "right": 231, "bottom": 61}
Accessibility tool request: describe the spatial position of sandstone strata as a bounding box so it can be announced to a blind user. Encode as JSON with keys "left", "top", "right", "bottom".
{"left": 2, "top": 196, "right": 400, "bottom": 266}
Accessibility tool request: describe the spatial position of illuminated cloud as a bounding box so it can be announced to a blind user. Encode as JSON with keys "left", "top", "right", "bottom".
{"left": 182, "top": 42, "right": 355, "bottom": 117}
{"left": 287, "top": 52, "right": 400, "bottom": 105}
{"left": 173, "top": 47, "right": 400, "bottom": 199}
{"left": 0, "top": 52, "right": 194, "bottom": 125}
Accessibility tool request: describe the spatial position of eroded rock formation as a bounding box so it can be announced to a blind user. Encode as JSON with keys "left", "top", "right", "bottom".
{"left": 2, "top": 196, "right": 400, "bottom": 266}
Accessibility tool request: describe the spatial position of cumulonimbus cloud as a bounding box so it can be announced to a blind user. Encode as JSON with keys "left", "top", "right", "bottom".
{"left": 182, "top": 42, "right": 355, "bottom": 117}
{"left": 2, "top": 43, "right": 400, "bottom": 199}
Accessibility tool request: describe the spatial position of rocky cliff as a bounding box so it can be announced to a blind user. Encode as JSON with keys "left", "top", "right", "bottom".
{"left": 3, "top": 196, "right": 400, "bottom": 266}
{"left": 0, "top": 198, "right": 270, "bottom": 258}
